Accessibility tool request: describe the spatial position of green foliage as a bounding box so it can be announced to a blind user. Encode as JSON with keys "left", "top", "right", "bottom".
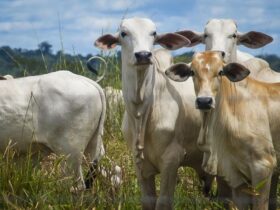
{"left": 0, "top": 43, "right": 95, "bottom": 77}
{"left": 174, "top": 52, "right": 194, "bottom": 63}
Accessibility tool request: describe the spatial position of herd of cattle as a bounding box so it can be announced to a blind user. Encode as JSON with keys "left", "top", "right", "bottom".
{"left": 0, "top": 17, "right": 279, "bottom": 210}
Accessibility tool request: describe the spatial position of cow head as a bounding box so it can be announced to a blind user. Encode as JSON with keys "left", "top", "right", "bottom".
{"left": 176, "top": 19, "right": 273, "bottom": 63}
{"left": 95, "top": 18, "right": 190, "bottom": 67}
{"left": 165, "top": 51, "right": 250, "bottom": 111}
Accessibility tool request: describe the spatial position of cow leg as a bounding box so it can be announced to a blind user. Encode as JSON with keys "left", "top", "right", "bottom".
{"left": 156, "top": 167, "right": 178, "bottom": 210}
{"left": 196, "top": 169, "right": 214, "bottom": 197}
{"left": 135, "top": 167, "right": 157, "bottom": 210}
{"left": 251, "top": 173, "right": 272, "bottom": 210}
{"left": 216, "top": 176, "right": 232, "bottom": 208}
{"left": 269, "top": 171, "right": 279, "bottom": 210}
{"left": 65, "top": 153, "right": 85, "bottom": 191}
{"left": 232, "top": 184, "right": 251, "bottom": 210}
{"left": 85, "top": 160, "right": 98, "bottom": 189}
{"left": 156, "top": 143, "right": 184, "bottom": 210}
{"left": 84, "top": 132, "right": 105, "bottom": 189}
{"left": 191, "top": 155, "right": 215, "bottom": 198}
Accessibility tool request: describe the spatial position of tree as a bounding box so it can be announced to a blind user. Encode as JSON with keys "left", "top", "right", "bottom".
{"left": 38, "top": 41, "right": 52, "bottom": 54}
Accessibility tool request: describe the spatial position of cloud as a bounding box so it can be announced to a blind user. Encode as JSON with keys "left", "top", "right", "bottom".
{"left": 94, "top": 0, "right": 149, "bottom": 11}
{"left": 0, "top": 0, "right": 279, "bottom": 56}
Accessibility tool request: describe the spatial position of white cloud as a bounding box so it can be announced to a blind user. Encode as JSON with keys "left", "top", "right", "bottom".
{"left": 66, "top": 16, "right": 121, "bottom": 31}
{"left": 0, "top": 21, "right": 48, "bottom": 32}
{"left": 0, "top": 0, "right": 279, "bottom": 56}
{"left": 94, "top": 0, "right": 149, "bottom": 11}
{"left": 210, "top": 6, "right": 226, "bottom": 16}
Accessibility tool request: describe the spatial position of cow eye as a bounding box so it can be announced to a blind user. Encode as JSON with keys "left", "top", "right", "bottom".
{"left": 218, "top": 70, "right": 224, "bottom": 76}
{"left": 121, "top": 32, "right": 127, "bottom": 38}
{"left": 232, "top": 34, "right": 237, "bottom": 38}
{"left": 204, "top": 34, "right": 208, "bottom": 38}
{"left": 151, "top": 31, "right": 157, "bottom": 37}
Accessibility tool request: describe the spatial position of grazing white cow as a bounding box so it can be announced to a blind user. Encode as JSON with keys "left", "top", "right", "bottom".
{"left": 176, "top": 19, "right": 280, "bottom": 82}
{"left": 165, "top": 51, "right": 278, "bottom": 210}
{"left": 95, "top": 17, "right": 213, "bottom": 210}
{"left": 0, "top": 70, "right": 106, "bottom": 190}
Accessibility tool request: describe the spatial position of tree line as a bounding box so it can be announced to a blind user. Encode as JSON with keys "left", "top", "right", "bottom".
{"left": 0, "top": 41, "right": 279, "bottom": 78}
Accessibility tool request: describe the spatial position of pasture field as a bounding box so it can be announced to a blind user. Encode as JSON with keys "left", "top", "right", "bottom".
{"left": 0, "top": 51, "right": 275, "bottom": 210}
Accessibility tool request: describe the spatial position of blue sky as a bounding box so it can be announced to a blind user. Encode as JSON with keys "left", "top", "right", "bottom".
{"left": 0, "top": 0, "right": 279, "bottom": 56}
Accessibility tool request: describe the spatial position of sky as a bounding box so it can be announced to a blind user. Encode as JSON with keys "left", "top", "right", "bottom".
{"left": 0, "top": 0, "right": 279, "bottom": 56}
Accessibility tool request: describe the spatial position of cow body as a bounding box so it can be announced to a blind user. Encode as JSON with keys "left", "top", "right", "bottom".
{"left": 166, "top": 51, "right": 278, "bottom": 209}
{"left": 0, "top": 70, "right": 106, "bottom": 189}
{"left": 95, "top": 18, "right": 213, "bottom": 209}
{"left": 122, "top": 48, "right": 207, "bottom": 209}
{"left": 201, "top": 77, "right": 277, "bottom": 210}
{"left": 177, "top": 19, "right": 279, "bottom": 208}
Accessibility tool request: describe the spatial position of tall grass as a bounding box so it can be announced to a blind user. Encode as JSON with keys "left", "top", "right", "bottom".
{"left": 0, "top": 50, "right": 227, "bottom": 209}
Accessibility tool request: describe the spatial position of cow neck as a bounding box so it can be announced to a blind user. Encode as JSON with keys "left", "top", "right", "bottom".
{"left": 122, "top": 57, "right": 155, "bottom": 165}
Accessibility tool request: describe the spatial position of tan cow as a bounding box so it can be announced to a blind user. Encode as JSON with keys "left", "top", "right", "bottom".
{"left": 165, "top": 51, "right": 278, "bottom": 210}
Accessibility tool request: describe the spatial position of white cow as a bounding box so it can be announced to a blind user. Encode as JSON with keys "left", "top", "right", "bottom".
{"left": 95, "top": 17, "right": 213, "bottom": 210}
{"left": 0, "top": 70, "right": 106, "bottom": 190}
{"left": 176, "top": 19, "right": 279, "bottom": 82}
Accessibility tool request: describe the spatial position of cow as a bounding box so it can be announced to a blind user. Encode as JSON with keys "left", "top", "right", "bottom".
{"left": 177, "top": 19, "right": 280, "bottom": 208}
{"left": 176, "top": 19, "right": 280, "bottom": 82}
{"left": 165, "top": 51, "right": 278, "bottom": 210}
{"left": 0, "top": 70, "right": 106, "bottom": 190}
{"left": 94, "top": 17, "right": 215, "bottom": 210}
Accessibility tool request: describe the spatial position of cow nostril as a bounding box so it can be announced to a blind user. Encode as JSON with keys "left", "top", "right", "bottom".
{"left": 146, "top": 52, "right": 152, "bottom": 58}
{"left": 206, "top": 97, "right": 212, "bottom": 104}
{"left": 221, "top": 51, "right": 225, "bottom": 58}
{"left": 134, "top": 52, "right": 141, "bottom": 59}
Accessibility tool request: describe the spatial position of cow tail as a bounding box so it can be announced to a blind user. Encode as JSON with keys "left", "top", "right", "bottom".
{"left": 94, "top": 82, "right": 106, "bottom": 160}
{"left": 84, "top": 82, "right": 106, "bottom": 189}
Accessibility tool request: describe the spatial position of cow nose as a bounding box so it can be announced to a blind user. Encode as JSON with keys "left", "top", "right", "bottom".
{"left": 196, "top": 97, "right": 213, "bottom": 110}
{"left": 134, "top": 51, "right": 152, "bottom": 64}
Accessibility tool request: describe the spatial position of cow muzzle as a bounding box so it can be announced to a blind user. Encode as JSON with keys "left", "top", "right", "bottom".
{"left": 134, "top": 51, "right": 152, "bottom": 65}
{"left": 196, "top": 97, "right": 213, "bottom": 110}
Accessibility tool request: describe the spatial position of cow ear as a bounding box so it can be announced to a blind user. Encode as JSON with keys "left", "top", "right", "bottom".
{"left": 165, "top": 63, "right": 193, "bottom": 82}
{"left": 221, "top": 63, "right": 250, "bottom": 82}
{"left": 155, "top": 33, "right": 190, "bottom": 50}
{"left": 176, "top": 30, "right": 204, "bottom": 47}
{"left": 0, "top": 76, "right": 6, "bottom": 80}
{"left": 95, "top": 34, "right": 119, "bottom": 50}
{"left": 238, "top": 31, "right": 273, "bottom": 49}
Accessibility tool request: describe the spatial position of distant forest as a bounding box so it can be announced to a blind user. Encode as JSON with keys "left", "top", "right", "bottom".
{"left": 0, "top": 41, "right": 280, "bottom": 77}
{"left": 0, "top": 42, "right": 96, "bottom": 77}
